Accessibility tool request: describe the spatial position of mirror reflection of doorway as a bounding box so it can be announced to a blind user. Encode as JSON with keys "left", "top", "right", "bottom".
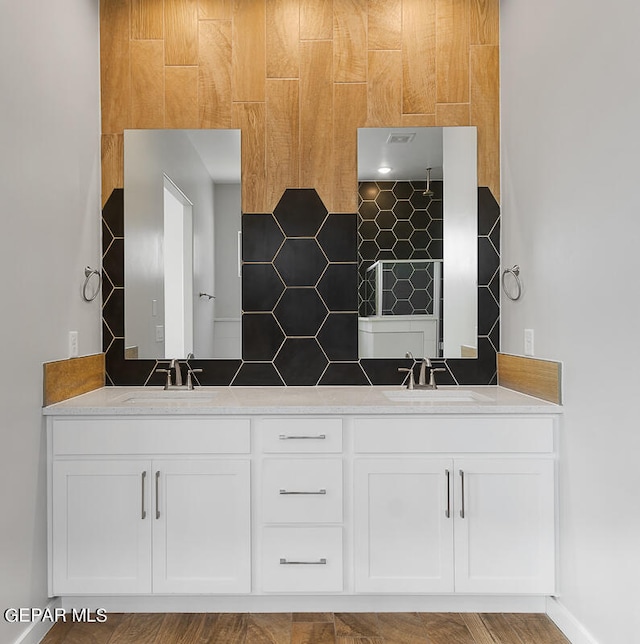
{"left": 163, "top": 175, "right": 194, "bottom": 359}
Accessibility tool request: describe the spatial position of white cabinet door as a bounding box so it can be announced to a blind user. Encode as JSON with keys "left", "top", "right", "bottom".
{"left": 354, "top": 458, "right": 454, "bottom": 593}
{"left": 453, "top": 458, "right": 555, "bottom": 594}
{"left": 152, "top": 459, "right": 251, "bottom": 593}
{"left": 51, "top": 460, "right": 152, "bottom": 595}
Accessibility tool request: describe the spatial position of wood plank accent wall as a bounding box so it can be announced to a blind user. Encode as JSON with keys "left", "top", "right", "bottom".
{"left": 43, "top": 354, "right": 106, "bottom": 407}
{"left": 497, "top": 353, "right": 562, "bottom": 405}
{"left": 100, "top": 0, "right": 500, "bottom": 212}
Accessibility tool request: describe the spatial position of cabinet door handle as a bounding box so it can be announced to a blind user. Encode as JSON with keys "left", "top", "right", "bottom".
{"left": 279, "top": 558, "right": 327, "bottom": 565}
{"left": 278, "top": 434, "right": 326, "bottom": 440}
{"left": 155, "top": 471, "right": 160, "bottom": 519}
{"left": 459, "top": 469, "right": 465, "bottom": 519}
{"left": 445, "top": 469, "right": 451, "bottom": 518}
{"left": 141, "top": 471, "right": 147, "bottom": 520}
{"left": 279, "top": 488, "right": 327, "bottom": 495}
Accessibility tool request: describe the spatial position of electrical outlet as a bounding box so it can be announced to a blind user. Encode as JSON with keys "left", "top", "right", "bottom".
{"left": 68, "top": 331, "right": 79, "bottom": 358}
{"left": 155, "top": 325, "right": 164, "bottom": 342}
{"left": 524, "top": 328, "right": 534, "bottom": 356}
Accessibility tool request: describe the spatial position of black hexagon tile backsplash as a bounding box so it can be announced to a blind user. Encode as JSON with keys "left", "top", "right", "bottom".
{"left": 273, "top": 188, "right": 327, "bottom": 237}
{"left": 102, "top": 186, "right": 499, "bottom": 387}
{"left": 241, "top": 264, "right": 285, "bottom": 311}
{"left": 274, "top": 338, "right": 329, "bottom": 386}
{"left": 242, "top": 214, "right": 285, "bottom": 261}
{"left": 274, "top": 239, "right": 327, "bottom": 286}
{"left": 273, "top": 288, "right": 328, "bottom": 337}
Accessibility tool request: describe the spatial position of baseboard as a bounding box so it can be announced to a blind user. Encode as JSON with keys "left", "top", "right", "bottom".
{"left": 12, "top": 598, "right": 61, "bottom": 644}
{"left": 59, "top": 594, "right": 547, "bottom": 614}
{"left": 546, "top": 597, "right": 599, "bottom": 644}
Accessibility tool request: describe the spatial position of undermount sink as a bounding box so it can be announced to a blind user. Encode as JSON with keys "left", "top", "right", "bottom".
{"left": 383, "top": 389, "right": 491, "bottom": 403}
{"left": 114, "top": 389, "right": 218, "bottom": 405}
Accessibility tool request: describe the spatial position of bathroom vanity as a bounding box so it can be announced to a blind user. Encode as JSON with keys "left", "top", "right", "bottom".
{"left": 44, "top": 386, "right": 560, "bottom": 612}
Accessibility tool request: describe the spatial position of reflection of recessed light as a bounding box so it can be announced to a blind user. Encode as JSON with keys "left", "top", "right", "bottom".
{"left": 378, "top": 166, "right": 392, "bottom": 174}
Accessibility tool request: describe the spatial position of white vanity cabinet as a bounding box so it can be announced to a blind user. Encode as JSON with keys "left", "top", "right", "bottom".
{"left": 45, "top": 387, "right": 560, "bottom": 609}
{"left": 48, "top": 417, "right": 251, "bottom": 596}
{"left": 352, "top": 416, "right": 556, "bottom": 595}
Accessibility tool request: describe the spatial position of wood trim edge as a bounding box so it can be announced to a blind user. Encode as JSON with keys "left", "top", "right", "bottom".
{"left": 497, "top": 353, "right": 562, "bottom": 405}
{"left": 43, "top": 354, "right": 106, "bottom": 407}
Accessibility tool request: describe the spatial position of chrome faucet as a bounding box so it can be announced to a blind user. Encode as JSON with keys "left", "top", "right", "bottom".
{"left": 398, "top": 353, "right": 447, "bottom": 390}
{"left": 400, "top": 356, "right": 447, "bottom": 390}
{"left": 155, "top": 360, "right": 182, "bottom": 389}
{"left": 424, "top": 359, "right": 447, "bottom": 389}
{"left": 398, "top": 352, "right": 416, "bottom": 389}
{"left": 418, "top": 358, "right": 431, "bottom": 387}
{"left": 170, "top": 359, "right": 183, "bottom": 387}
{"left": 155, "top": 358, "right": 202, "bottom": 390}
{"left": 398, "top": 366, "right": 415, "bottom": 389}
{"left": 185, "top": 367, "right": 202, "bottom": 390}
{"left": 183, "top": 354, "right": 203, "bottom": 389}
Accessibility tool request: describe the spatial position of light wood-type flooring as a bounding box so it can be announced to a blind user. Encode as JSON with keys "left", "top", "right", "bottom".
{"left": 41, "top": 612, "right": 570, "bottom": 643}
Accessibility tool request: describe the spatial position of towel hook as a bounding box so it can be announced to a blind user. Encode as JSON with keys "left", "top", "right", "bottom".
{"left": 82, "top": 266, "right": 102, "bottom": 302}
{"left": 501, "top": 265, "right": 522, "bottom": 301}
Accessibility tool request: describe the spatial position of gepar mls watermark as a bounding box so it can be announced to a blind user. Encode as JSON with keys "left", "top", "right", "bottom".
{"left": 4, "top": 608, "right": 107, "bottom": 623}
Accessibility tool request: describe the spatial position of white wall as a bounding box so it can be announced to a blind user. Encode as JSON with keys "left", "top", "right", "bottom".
{"left": 0, "top": 1, "right": 101, "bottom": 642}
{"left": 500, "top": 1, "right": 640, "bottom": 642}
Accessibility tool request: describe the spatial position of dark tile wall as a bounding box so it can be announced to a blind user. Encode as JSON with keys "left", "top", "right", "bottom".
{"left": 102, "top": 187, "right": 500, "bottom": 387}
{"left": 358, "top": 180, "right": 444, "bottom": 316}
{"left": 240, "top": 189, "right": 358, "bottom": 385}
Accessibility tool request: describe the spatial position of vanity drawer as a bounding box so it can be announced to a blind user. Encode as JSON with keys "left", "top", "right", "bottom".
{"left": 51, "top": 417, "right": 251, "bottom": 455}
{"left": 262, "top": 459, "right": 343, "bottom": 523}
{"left": 353, "top": 416, "right": 554, "bottom": 453}
{"left": 261, "top": 418, "right": 342, "bottom": 453}
{"left": 261, "top": 526, "right": 343, "bottom": 592}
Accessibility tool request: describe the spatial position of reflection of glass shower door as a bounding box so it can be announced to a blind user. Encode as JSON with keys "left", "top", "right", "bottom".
{"left": 163, "top": 176, "right": 193, "bottom": 358}
{"left": 366, "top": 259, "right": 441, "bottom": 318}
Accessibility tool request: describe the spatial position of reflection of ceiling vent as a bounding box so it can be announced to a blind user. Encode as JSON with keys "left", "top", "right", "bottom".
{"left": 386, "top": 132, "right": 416, "bottom": 144}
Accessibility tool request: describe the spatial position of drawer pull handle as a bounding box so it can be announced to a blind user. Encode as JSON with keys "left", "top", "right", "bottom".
{"left": 279, "top": 434, "right": 326, "bottom": 440}
{"left": 155, "top": 471, "right": 161, "bottom": 520}
{"left": 279, "top": 558, "right": 327, "bottom": 565}
{"left": 459, "top": 469, "right": 465, "bottom": 519}
{"left": 279, "top": 488, "right": 327, "bottom": 495}
{"left": 445, "top": 469, "right": 451, "bottom": 519}
{"left": 141, "top": 471, "right": 147, "bottom": 520}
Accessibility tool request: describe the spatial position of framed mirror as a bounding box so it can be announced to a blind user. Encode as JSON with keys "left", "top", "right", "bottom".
{"left": 123, "top": 129, "right": 241, "bottom": 360}
{"left": 357, "top": 127, "right": 478, "bottom": 359}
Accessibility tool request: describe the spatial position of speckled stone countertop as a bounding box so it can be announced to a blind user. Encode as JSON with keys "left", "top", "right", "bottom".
{"left": 43, "top": 385, "right": 561, "bottom": 416}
